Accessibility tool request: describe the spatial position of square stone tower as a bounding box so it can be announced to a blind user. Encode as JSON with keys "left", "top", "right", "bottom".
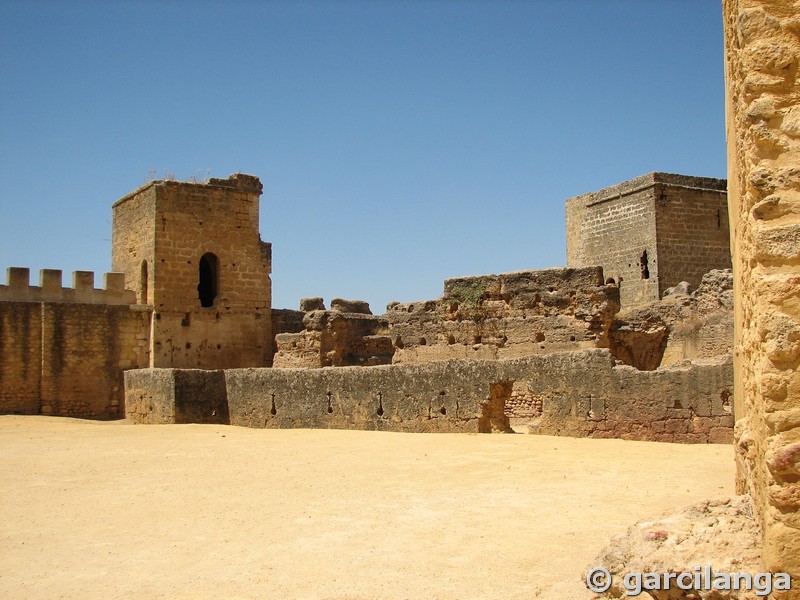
{"left": 566, "top": 172, "right": 730, "bottom": 307}
{"left": 112, "top": 174, "right": 272, "bottom": 368}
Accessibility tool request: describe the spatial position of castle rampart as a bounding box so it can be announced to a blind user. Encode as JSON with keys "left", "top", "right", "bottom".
{"left": 0, "top": 268, "right": 149, "bottom": 417}
{"left": 385, "top": 266, "right": 620, "bottom": 364}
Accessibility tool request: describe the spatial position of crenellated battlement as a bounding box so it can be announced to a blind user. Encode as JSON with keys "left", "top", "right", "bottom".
{"left": 0, "top": 267, "right": 137, "bottom": 305}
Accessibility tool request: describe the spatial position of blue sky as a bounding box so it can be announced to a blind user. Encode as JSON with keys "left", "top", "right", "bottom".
{"left": 0, "top": 0, "right": 726, "bottom": 312}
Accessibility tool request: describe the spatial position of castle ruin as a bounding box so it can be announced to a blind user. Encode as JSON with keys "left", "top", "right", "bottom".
{"left": 1, "top": 0, "right": 798, "bottom": 591}
{"left": 0, "top": 169, "right": 735, "bottom": 445}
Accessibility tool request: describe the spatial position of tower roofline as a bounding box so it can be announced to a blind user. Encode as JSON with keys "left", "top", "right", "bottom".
{"left": 565, "top": 172, "right": 727, "bottom": 208}
{"left": 112, "top": 173, "right": 262, "bottom": 209}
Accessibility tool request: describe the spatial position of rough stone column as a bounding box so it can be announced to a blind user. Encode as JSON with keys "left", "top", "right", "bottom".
{"left": 723, "top": 0, "right": 800, "bottom": 584}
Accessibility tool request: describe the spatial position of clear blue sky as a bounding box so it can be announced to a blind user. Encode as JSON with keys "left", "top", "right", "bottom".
{"left": 0, "top": 0, "right": 726, "bottom": 312}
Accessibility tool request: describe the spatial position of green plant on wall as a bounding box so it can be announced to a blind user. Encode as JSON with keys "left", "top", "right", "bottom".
{"left": 444, "top": 281, "right": 488, "bottom": 321}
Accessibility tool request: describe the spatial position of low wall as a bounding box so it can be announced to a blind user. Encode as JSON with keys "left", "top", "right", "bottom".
{"left": 125, "top": 349, "right": 733, "bottom": 443}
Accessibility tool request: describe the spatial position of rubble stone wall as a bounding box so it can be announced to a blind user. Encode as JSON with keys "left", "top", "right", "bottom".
{"left": 608, "top": 269, "right": 735, "bottom": 371}
{"left": 125, "top": 349, "right": 732, "bottom": 443}
{"left": 386, "top": 267, "right": 620, "bottom": 364}
{"left": 724, "top": 0, "right": 800, "bottom": 582}
{"left": 272, "top": 302, "right": 394, "bottom": 368}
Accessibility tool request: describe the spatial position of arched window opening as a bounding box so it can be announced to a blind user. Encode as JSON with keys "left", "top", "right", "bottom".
{"left": 640, "top": 250, "right": 650, "bottom": 280}
{"left": 198, "top": 253, "right": 219, "bottom": 308}
{"left": 140, "top": 260, "right": 149, "bottom": 304}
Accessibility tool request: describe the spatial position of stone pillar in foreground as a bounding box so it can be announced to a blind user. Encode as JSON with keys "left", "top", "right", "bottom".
{"left": 723, "top": 0, "right": 800, "bottom": 585}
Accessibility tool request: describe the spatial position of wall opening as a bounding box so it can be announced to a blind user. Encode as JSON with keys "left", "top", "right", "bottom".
{"left": 479, "top": 382, "right": 513, "bottom": 433}
{"left": 139, "top": 260, "right": 148, "bottom": 304}
{"left": 639, "top": 250, "right": 650, "bottom": 279}
{"left": 198, "top": 253, "right": 219, "bottom": 308}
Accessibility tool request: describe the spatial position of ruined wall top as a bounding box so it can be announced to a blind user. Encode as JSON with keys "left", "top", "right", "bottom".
{"left": 112, "top": 173, "right": 262, "bottom": 209}
{"left": 0, "top": 267, "right": 137, "bottom": 305}
{"left": 441, "top": 266, "right": 606, "bottom": 298}
{"left": 566, "top": 172, "right": 727, "bottom": 209}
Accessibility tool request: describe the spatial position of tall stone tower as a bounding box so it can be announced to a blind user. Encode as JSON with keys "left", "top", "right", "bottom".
{"left": 111, "top": 174, "right": 272, "bottom": 368}
{"left": 566, "top": 172, "right": 730, "bottom": 307}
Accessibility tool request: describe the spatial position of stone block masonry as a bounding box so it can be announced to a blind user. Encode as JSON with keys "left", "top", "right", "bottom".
{"left": 566, "top": 173, "right": 730, "bottom": 308}
{"left": 724, "top": 0, "right": 800, "bottom": 586}
{"left": 0, "top": 267, "right": 135, "bottom": 305}
{"left": 125, "top": 349, "right": 732, "bottom": 443}
{"left": 0, "top": 269, "right": 150, "bottom": 417}
{"left": 112, "top": 174, "right": 273, "bottom": 369}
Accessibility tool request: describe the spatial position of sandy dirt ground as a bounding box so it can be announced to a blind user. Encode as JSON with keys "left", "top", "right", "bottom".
{"left": 0, "top": 416, "right": 735, "bottom": 599}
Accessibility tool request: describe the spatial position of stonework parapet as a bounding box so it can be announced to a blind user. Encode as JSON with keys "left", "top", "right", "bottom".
{"left": 0, "top": 267, "right": 136, "bottom": 305}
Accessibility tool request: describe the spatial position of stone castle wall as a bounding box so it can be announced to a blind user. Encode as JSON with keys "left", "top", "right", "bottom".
{"left": 125, "top": 349, "right": 733, "bottom": 444}
{"left": 566, "top": 173, "right": 729, "bottom": 307}
{"left": 724, "top": 0, "right": 800, "bottom": 583}
{"left": 566, "top": 175, "right": 660, "bottom": 307}
{"left": 0, "top": 268, "right": 149, "bottom": 417}
{"left": 655, "top": 182, "right": 732, "bottom": 292}
{"left": 385, "top": 266, "right": 620, "bottom": 364}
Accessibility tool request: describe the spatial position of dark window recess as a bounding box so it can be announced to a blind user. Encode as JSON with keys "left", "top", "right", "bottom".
{"left": 198, "top": 253, "right": 219, "bottom": 307}
{"left": 640, "top": 251, "right": 650, "bottom": 280}
{"left": 140, "top": 260, "right": 148, "bottom": 304}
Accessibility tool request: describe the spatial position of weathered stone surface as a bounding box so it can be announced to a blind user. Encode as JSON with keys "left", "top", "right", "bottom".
{"left": 299, "top": 297, "right": 325, "bottom": 311}
{"left": 126, "top": 349, "right": 732, "bottom": 443}
{"left": 588, "top": 496, "right": 763, "bottom": 600}
{"left": 271, "top": 308, "right": 305, "bottom": 357}
{"left": 608, "top": 313, "right": 670, "bottom": 371}
{"left": 609, "top": 269, "right": 734, "bottom": 370}
{"left": 724, "top": 0, "right": 800, "bottom": 586}
{"left": 273, "top": 309, "right": 392, "bottom": 368}
{"left": 0, "top": 295, "right": 150, "bottom": 418}
{"left": 663, "top": 281, "right": 692, "bottom": 297}
{"left": 330, "top": 298, "right": 372, "bottom": 314}
{"left": 386, "top": 266, "right": 620, "bottom": 368}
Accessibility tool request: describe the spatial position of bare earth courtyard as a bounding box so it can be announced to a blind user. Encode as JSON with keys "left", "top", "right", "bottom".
{"left": 0, "top": 416, "right": 735, "bottom": 600}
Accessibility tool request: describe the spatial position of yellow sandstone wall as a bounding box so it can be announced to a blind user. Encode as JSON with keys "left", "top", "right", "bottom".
{"left": 0, "top": 269, "right": 150, "bottom": 417}
{"left": 723, "top": 0, "right": 800, "bottom": 583}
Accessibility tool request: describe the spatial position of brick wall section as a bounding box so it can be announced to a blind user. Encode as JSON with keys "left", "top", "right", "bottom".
{"left": 655, "top": 183, "right": 732, "bottom": 293}
{"left": 125, "top": 349, "right": 733, "bottom": 443}
{"left": 724, "top": 0, "right": 800, "bottom": 583}
{"left": 112, "top": 174, "right": 273, "bottom": 368}
{"left": 40, "top": 303, "right": 150, "bottom": 418}
{"left": 566, "top": 174, "right": 660, "bottom": 306}
{"left": 0, "top": 268, "right": 150, "bottom": 418}
{"left": 0, "top": 302, "right": 42, "bottom": 413}
{"left": 566, "top": 173, "right": 729, "bottom": 307}
{"left": 0, "top": 301, "right": 150, "bottom": 418}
